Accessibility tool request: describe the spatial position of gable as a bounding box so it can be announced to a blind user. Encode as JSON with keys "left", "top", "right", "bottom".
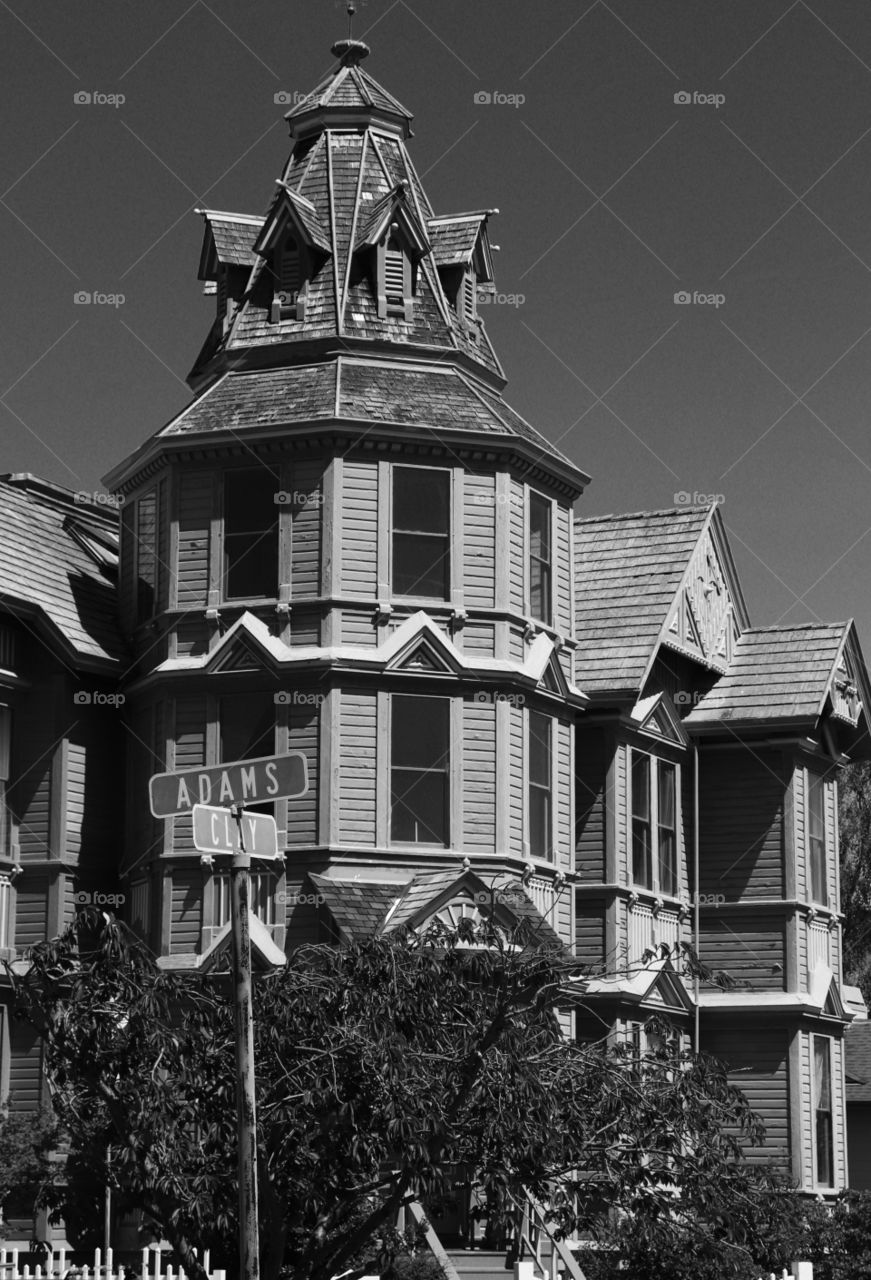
{"left": 208, "top": 636, "right": 269, "bottom": 674}
{"left": 630, "top": 692, "right": 688, "bottom": 746}
{"left": 829, "top": 632, "right": 866, "bottom": 727}
{"left": 661, "top": 522, "right": 741, "bottom": 673}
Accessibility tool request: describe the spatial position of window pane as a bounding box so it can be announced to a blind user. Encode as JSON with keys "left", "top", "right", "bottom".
{"left": 391, "top": 696, "right": 449, "bottom": 845}
{"left": 529, "top": 562, "right": 551, "bottom": 624}
{"left": 224, "top": 469, "right": 279, "bottom": 600}
{"left": 529, "top": 494, "right": 552, "bottom": 623}
{"left": 529, "top": 787, "right": 551, "bottom": 861}
{"left": 659, "top": 830, "right": 677, "bottom": 897}
{"left": 809, "top": 775, "right": 828, "bottom": 905}
{"left": 632, "top": 820, "right": 652, "bottom": 888}
{"left": 220, "top": 694, "right": 275, "bottom": 763}
{"left": 814, "top": 1037, "right": 834, "bottom": 1186}
{"left": 529, "top": 494, "right": 551, "bottom": 560}
{"left": 529, "top": 712, "right": 551, "bottom": 787}
{"left": 393, "top": 469, "right": 449, "bottom": 535}
{"left": 813, "top": 1037, "right": 831, "bottom": 1108}
{"left": 631, "top": 754, "right": 650, "bottom": 820}
{"left": 658, "top": 762, "right": 677, "bottom": 896}
{"left": 393, "top": 533, "right": 449, "bottom": 598}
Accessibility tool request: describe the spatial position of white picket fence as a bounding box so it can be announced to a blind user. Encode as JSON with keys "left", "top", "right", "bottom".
{"left": 0, "top": 1248, "right": 225, "bottom": 1280}
{"left": 756, "top": 1266, "right": 813, "bottom": 1280}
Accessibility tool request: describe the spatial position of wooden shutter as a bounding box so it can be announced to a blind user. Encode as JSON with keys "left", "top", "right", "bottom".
{"left": 384, "top": 240, "right": 406, "bottom": 302}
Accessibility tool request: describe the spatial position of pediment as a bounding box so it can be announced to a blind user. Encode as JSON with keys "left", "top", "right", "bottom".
{"left": 255, "top": 185, "right": 331, "bottom": 258}
{"left": 829, "top": 634, "right": 865, "bottom": 727}
{"left": 208, "top": 636, "right": 268, "bottom": 674}
{"left": 539, "top": 654, "right": 569, "bottom": 697}
{"left": 385, "top": 619, "right": 462, "bottom": 675}
{"left": 630, "top": 692, "right": 689, "bottom": 746}
{"left": 354, "top": 183, "right": 430, "bottom": 260}
{"left": 391, "top": 637, "right": 454, "bottom": 675}
{"left": 203, "top": 612, "right": 285, "bottom": 675}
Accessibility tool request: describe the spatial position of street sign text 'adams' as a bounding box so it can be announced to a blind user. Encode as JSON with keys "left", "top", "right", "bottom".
{"left": 149, "top": 753, "right": 308, "bottom": 818}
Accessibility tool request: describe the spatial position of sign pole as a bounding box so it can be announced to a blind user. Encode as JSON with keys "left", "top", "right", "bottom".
{"left": 230, "top": 803, "right": 260, "bottom": 1280}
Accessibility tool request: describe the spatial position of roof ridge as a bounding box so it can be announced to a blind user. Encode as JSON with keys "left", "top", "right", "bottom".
{"left": 574, "top": 505, "right": 712, "bottom": 526}
{"left": 741, "top": 621, "right": 849, "bottom": 635}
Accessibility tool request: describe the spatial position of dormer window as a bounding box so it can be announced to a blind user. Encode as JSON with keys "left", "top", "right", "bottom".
{"left": 378, "top": 231, "right": 413, "bottom": 320}
{"left": 270, "top": 236, "right": 306, "bottom": 322}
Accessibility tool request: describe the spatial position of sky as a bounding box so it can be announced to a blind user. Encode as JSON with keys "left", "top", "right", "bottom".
{"left": 2, "top": 1, "right": 871, "bottom": 645}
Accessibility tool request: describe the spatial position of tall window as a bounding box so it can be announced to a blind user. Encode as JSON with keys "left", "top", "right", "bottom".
{"left": 529, "top": 493, "right": 552, "bottom": 624}
{"left": 135, "top": 487, "right": 159, "bottom": 623}
{"left": 391, "top": 695, "right": 449, "bottom": 844}
{"left": 0, "top": 874, "right": 11, "bottom": 950}
{"left": 223, "top": 468, "right": 280, "bottom": 600}
{"left": 220, "top": 693, "right": 274, "bottom": 763}
{"left": 392, "top": 468, "right": 450, "bottom": 599}
{"left": 657, "top": 762, "right": 677, "bottom": 897}
{"left": 808, "top": 773, "right": 828, "bottom": 906}
{"left": 631, "top": 752, "right": 652, "bottom": 889}
{"left": 528, "top": 710, "right": 553, "bottom": 861}
{"left": 813, "top": 1036, "right": 834, "bottom": 1187}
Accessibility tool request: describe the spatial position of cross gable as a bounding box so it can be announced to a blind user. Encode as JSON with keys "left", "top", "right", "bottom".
{"left": 354, "top": 183, "right": 431, "bottom": 260}
{"left": 827, "top": 628, "right": 869, "bottom": 728}
{"left": 254, "top": 185, "right": 332, "bottom": 259}
{"left": 660, "top": 515, "right": 744, "bottom": 675}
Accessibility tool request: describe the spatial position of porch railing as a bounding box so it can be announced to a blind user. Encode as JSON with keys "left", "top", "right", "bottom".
{"left": 0, "top": 1248, "right": 226, "bottom": 1280}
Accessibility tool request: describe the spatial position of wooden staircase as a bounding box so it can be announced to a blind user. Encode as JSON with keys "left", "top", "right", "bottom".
{"left": 443, "top": 1251, "right": 521, "bottom": 1280}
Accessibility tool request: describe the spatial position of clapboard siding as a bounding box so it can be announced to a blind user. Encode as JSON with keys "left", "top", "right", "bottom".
{"left": 848, "top": 1106, "right": 871, "bottom": 1189}
{"left": 342, "top": 612, "right": 378, "bottom": 646}
{"left": 120, "top": 503, "right": 136, "bottom": 629}
{"left": 508, "top": 627, "right": 524, "bottom": 662}
{"left": 170, "top": 868, "right": 202, "bottom": 953}
{"left": 463, "top": 472, "right": 495, "bottom": 608}
{"left": 614, "top": 744, "right": 628, "bottom": 883}
{"left": 8, "top": 1021, "right": 41, "bottom": 1110}
{"left": 825, "top": 776, "right": 838, "bottom": 912}
{"left": 508, "top": 704, "right": 523, "bottom": 857}
{"left": 338, "top": 690, "right": 377, "bottom": 844}
{"left": 698, "top": 913, "right": 785, "bottom": 989}
{"left": 156, "top": 476, "right": 168, "bottom": 612}
{"left": 703, "top": 1028, "right": 790, "bottom": 1168}
{"left": 176, "top": 470, "right": 213, "bottom": 608}
{"left": 341, "top": 460, "right": 379, "bottom": 595}
{"left": 172, "top": 696, "right": 207, "bottom": 851}
{"left": 14, "top": 873, "right": 47, "bottom": 947}
{"left": 291, "top": 608, "right": 321, "bottom": 646}
{"left": 175, "top": 618, "right": 209, "bottom": 657}
{"left": 556, "top": 720, "right": 572, "bottom": 869}
{"left": 576, "top": 729, "right": 609, "bottom": 883}
{"left": 509, "top": 479, "right": 524, "bottom": 613}
{"left": 834, "top": 1036, "right": 847, "bottom": 1188}
{"left": 291, "top": 461, "right": 322, "bottom": 598}
{"left": 463, "top": 701, "right": 496, "bottom": 851}
{"left": 555, "top": 504, "right": 571, "bottom": 635}
{"left": 699, "top": 747, "right": 786, "bottom": 899}
{"left": 65, "top": 740, "right": 87, "bottom": 860}
{"left": 575, "top": 897, "right": 605, "bottom": 969}
{"left": 286, "top": 707, "right": 319, "bottom": 845}
{"left": 461, "top": 621, "right": 495, "bottom": 656}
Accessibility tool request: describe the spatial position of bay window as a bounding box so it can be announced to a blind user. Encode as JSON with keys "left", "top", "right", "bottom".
{"left": 813, "top": 1035, "right": 834, "bottom": 1187}
{"left": 392, "top": 467, "right": 450, "bottom": 599}
{"left": 223, "top": 468, "right": 280, "bottom": 600}
{"left": 631, "top": 749, "right": 679, "bottom": 896}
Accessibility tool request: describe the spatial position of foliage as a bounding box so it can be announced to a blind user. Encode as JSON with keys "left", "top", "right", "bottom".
{"left": 9, "top": 905, "right": 808, "bottom": 1280}
{"left": 840, "top": 762, "right": 871, "bottom": 1006}
{"left": 0, "top": 1106, "right": 58, "bottom": 1237}
{"left": 800, "top": 1190, "right": 871, "bottom": 1280}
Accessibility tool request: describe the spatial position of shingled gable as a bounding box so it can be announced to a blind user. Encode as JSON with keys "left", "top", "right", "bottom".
{"left": 573, "top": 505, "right": 741, "bottom": 699}
{"left": 310, "top": 868, "right": 564, "bottom": 952}
{"left": 428, "top": 212, "right": 496, "bottom": 283}
{"left": 254, "top": 183, "right": 332, "bottom": 258}
{"left": 354, "top": 183, "right": 430, "bottom": 259}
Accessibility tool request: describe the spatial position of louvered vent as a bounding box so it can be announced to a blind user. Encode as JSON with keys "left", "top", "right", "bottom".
{"left": 384, "top": 241, "right": 406, "bottom": 303}
{"left": 462, "top": 270, "right": 477, "bottom": 323}
{"left": 277, "top": 240, "right": 302, "bottom": 303}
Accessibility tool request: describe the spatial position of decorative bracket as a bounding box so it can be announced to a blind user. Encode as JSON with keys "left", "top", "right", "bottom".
{"left": 807, "top": 906, "right": 817, "bottom": 923}
{"left": 523, "top": 622, "right": 538, "bottom": 644}
{"left": 374, "top": 600, "right": 393, "bottom": 625}
{"left": 652, "top": 897, "right": 664, "bottom": 917}
{"left": 628, "top": 891, "right": 639, "bottom": 908}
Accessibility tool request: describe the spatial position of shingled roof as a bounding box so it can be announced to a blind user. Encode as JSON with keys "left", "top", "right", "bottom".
{"left": 429, "top": 213, "right": 489, "bottom": 267}
{"left": 846, "top": 1021, "right": 871, "bottom": 1103}
{"left": 197, "top": 211, "right": 261, "bottom": 276}
{"left": 309, "top": 869, "right": 564, "bottom": 951}
{"left": 685, "top": 622, "right": 851, "bottom": 726}
{"left": 574, "top": 507, "right": 713, "bottom": 696}
{"left": 154, "top": 357, "right": 576, "bottom": 467}
{"left": 0, "top": 475, "right": 125, "bottom": 669}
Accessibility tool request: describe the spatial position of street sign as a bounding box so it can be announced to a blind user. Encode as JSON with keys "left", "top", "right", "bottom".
{"left": 192, "top": 804, "right": 279, "bottom": 859}
{"left": 149, "top": 751, "right": 308, "bottom": 818}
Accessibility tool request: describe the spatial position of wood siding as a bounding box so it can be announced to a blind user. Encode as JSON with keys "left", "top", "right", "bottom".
{"left": 172, "top": 696, "right": 207, "bottom": 851}
{"left": 8, "top": 1021, "right": 42, "bottom": 1111}
{"left": 699, "top": 747, "right": 786, "bottom": 900}
{"left": 698, "top": 912, "right": 785, "bottom": 989}
{"left": 462, "top": 472, "right": 495, "bottom": 608}
{"left": 462, "top": 700, "right": 496, "bottom": 851}
{"left": 176, "top": 470, "right": 213, "bottom": 609}
{"left": 286, "top": 706, "right": 319, "bottom": 846}
{"left": 508, "top": 480, "right": 524, "bottom": 613}
{"left": 338, "top": 690, "right": 377, "bottom": 844}
{"left": 341, "top": 461, "right": 379, "bottom": 595}
{"left": 575, "top": 896, "right": 605, "bottom": 969}
{"left": 508, "top": 703, "right": 523, "bottom": 857}
{"left": 703, "top": 1028, "right": 790, "bottom": 1169}
{"left": 170, "top": 867, "right": 202, "bottom": 953}
{"left": 575, "top": 728, "right": 609, "bottom": 883}
{"left": 555, "top": 503, "right": 572, "bottom": 636}
{"left": 291, "top": 461, "right": 323, "bottom": 598}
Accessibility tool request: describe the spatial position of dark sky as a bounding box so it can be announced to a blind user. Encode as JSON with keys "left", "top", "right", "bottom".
{"left": 2, "top": 0, "right": 871, "bottom": 646}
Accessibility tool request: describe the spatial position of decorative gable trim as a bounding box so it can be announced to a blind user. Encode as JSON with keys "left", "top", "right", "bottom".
{"left": 629, "top": 692, "right": 689, "bottom": 746}
{"left": 825, "top": 626, "right": 870, "bottom": 728}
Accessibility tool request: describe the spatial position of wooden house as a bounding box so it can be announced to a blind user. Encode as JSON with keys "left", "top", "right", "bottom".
{"left": 3, "top": 29, "right": 871, "bottom": 1253}
{"left": 572, "top": 505, "right": 871, "bottom": 1193}
{"left": 0, "top": 474, "right": 125, "bottom": 1241}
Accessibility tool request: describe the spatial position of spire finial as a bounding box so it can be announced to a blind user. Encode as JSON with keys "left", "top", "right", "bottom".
{"left": 347, "top": 2, "right": 356, "bottom": 41}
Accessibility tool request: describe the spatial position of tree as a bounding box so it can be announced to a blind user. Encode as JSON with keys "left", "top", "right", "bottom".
{"left": 839, "top": 762, "right": 871, "bottom": 1006}
{"left": 0, "top": 1106, "right": 57, "bottom": 1238}
{"left": 9, "top": 905, "right": 806, "bottom": 1280}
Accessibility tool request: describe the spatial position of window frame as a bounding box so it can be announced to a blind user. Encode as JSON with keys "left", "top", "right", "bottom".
{"left": 527, "top": 708, "right": 553, "bottom": 862}
{"left": 528, "top": 490, "right": 553, "bottom": 626}
{"left": 812, "top": 1034, "right": 835, "bottom": 1188}
{"left": 629, "top": 747, "right": 681, "bottom": 898}
{"left": 269, "top": 233, "right": 308, "bottom": 323}
{"left": 134, "top": 485, "right": 160, "bottom": 624}
{"left": 390, "top": 692, "right": 450, "bottom": 847}
{"left": 807, "top": 770, "right": 828, "bottom": 907}
{"left": 390, "top": 464, "right": 451, "bottom": 602}
{"left": 221, "top": 467, "right": 281, "bottom": 603}
{"left": 213, "top": 869, "right": 277, "bottom": 931}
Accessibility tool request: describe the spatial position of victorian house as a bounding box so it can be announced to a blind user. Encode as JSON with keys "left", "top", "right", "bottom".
{"left": 1, "top": 29, "right": 869, "bottom": 1252}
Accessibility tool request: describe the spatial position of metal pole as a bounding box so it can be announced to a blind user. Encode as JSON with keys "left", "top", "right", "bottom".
{"left": 230, "top": 803, "right": 260, "bottom": 1280}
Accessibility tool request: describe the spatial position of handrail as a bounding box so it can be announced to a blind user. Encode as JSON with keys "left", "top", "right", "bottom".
{"left": 520, "top": 1190, "right": 588, "bottom": 1280}
{"left": 406, "top": 1200, "right": 463, "bottom": 1280}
